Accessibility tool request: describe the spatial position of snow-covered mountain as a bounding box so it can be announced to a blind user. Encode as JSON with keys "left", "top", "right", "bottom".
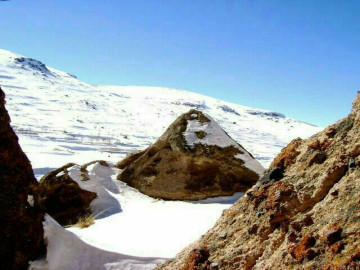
{"left": 0, "top": 48, "right": 321, "bottom": 177}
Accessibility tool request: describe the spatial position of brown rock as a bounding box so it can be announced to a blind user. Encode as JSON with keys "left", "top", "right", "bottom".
{"left": 117, "top": 110, "right": 264, "bottom": 200}
{"left": 329, "top": 242, "right": 344, "bottom": 255}
{"left": 325, "top": 127, "right": 337, "bottom": 138}
{"left": 308, "top": 151, "right": 327, "bottom": 166}
{"left": 0, "top": 87, "right": 45, "bottom": 269}
{"left": 247, "top": 224, "right": 258, "bottom": 235}
{"left": 182, "top": 247, "right": 211, "bottom": 270}
{"left": 115, "top": 150, "right": 146, "bottom": 169}
{"left": 288, "top": 235, "right": 317, "bottom": 262}
{"left": 39, "top": 163, "right": 97, "bottom": 226}
{"left": 323, "top": 223, "right": 342, "bottom": 246}
{"left": 156, "top": 92, "right": 360, "bottom": 270}
{"left": 287, "top": 231, "right": 298, "bottom": 243}
{"left": 290, "top": 220, "right": 302, "bottom": 232}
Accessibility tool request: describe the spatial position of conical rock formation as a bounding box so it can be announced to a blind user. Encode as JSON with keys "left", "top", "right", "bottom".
{"left": 0, "top": 87, "right": 45, "bottom": 269}
{"left": 117, "top": 109, "right": 264, "bottom": 200}
{"left": 156, "top": 93, "right": 360, "bottom": 269}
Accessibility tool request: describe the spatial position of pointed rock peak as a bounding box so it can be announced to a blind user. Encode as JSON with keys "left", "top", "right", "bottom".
{"left": 117, "top": 109, "right": 265, "bottom": 200}
{"left": 161, "top": 109, "right": 265, "bottom": 176}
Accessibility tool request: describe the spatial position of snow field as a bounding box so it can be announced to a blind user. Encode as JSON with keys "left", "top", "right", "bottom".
{"left": 31, "top": 162, "right": 243, "bottom": 269}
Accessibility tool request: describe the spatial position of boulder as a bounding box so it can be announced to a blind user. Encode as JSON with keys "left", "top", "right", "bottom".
{"left": 39, "top": 163, "right": 97, "bottom": 226}
{"left": 117, "top": 109, "right": 264, "bottom": 200}
{"left": 156, "top": 92, "right": 360, "bottom": 269}
{"left": 0, "top": 87, "right": 45, "bottom": 269}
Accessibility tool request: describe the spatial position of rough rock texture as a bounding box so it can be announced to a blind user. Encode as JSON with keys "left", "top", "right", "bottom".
{"left": 156, "top": 92, "right": 360, "bottom": 270}
{"left": 116, "top": 150, "right": 146, "bottom": 169}
{"left": 39, "top": 162, "right": 97, "bottom": 226}
{"left": 0, "top": 87, "right": 45, "bottom": 270}
{"left": 117, "top": 110, "right": 264, "bottom": 200}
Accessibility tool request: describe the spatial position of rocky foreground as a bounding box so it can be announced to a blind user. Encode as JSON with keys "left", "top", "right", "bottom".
{"left": 156, "top": 93, "right": 360, "bottom": 269}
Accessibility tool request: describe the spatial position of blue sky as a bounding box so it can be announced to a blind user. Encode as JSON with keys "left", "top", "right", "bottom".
{"left": 0, "top": 0, "right": 359, "bottom": 127}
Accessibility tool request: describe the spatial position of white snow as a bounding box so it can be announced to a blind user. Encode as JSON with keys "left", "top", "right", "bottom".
{"left": 183, "top": 114, "right": 265, "bottom": 175}
{"left": 65, "top": 162, "right": 242, "bottom": 258}
{"left": 30, "top": 162, "right": 243, "bottom": 269}
{"left": 234, "top": 152, "right": 266, "bottom": 176}
{"left": 183, "top": 115, "right": 239, "bottom": 149}
{"left": 29, "top": 215, "right": 165, "bottom": 270}
{"left": 56, "top": 171, "right": 64, "bottom": 177}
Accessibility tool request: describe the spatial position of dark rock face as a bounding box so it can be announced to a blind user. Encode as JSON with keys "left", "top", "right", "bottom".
{"left": 0, "top": 87, "right": 45, "bottom": 270}
{"left": 117, "top": 110, "right": 264, "bottom": 200}
{"left": 39, "top": 163, "right": 97, "bottom": 226}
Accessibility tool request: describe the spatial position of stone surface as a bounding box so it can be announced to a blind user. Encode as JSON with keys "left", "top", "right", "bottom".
{"left": 115, "top": 150, "right": 146, "bottom": 169}
{"left": 117, "top": 109, "right": 264, "bottom": 200}
{"left": 0, "top": 87, "right": 45, "bottom": 269}
{"left": 156, "top": 92, "right": 360, "bottom": 269}
{"left": 39, "top": 163, "right": 97, "bottom": 226}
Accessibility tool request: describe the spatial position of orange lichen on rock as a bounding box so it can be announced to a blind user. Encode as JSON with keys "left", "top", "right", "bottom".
{"left": 288, "top": 235, "right": 318, "bottom": 262}
{"left": 182, "top": 247, "right": 211, "bottom": 270}
{"left": 308, "top": 138, "right": 332, "bottom": 151}
{"left": 329, "top": 242, "right": 344, "bottom": 255}
{"left": 248, "top": 181, "right": 298, "bottom": 223}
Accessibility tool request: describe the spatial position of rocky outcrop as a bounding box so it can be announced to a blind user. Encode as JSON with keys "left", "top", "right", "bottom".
{"left": 156, "top": 92, "right": 360, "bottom": 269}
{"left": 0, "top": 87, "right": 45, "bottom": 270}
{"left": 39, "top": 163, "right": 97, "bottom": 226}
{"left": 117, "top": 110, "right": 264, "bottom": 200}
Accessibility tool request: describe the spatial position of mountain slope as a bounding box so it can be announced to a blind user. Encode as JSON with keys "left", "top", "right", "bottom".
{"left": 0, "top": 48, "right": 321, "bottom": 177}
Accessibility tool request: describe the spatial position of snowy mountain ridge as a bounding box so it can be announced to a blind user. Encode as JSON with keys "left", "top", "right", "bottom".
{"left": 0, "top": 48, "right": 321, "bottom": 176}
